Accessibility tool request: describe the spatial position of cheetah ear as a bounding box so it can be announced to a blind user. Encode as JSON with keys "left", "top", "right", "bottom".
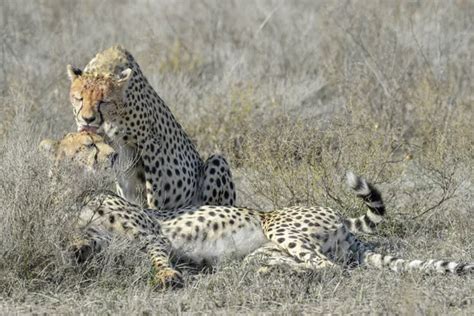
{"left": 39, "top": 139, "right": 59, "bottom": 157}
{"left": 67, "top": 64, "right": 83, "bottom": 81}
{"left": 116, "top": 68, "right": 132, "bottom": 86}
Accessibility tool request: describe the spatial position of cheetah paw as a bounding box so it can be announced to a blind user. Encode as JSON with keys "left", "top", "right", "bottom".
{"left": 256, "top": 265, "right": 274, "bottom": 275}
{"left": 152, "top": 268, "right": 184, "bottom": 289}
{"left": 68, "top": 241, "right": 93, "bottom": 264}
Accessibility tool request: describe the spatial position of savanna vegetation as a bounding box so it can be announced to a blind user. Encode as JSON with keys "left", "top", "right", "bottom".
{"left": 0, "top": 1, "right": 472, "bottom": 314}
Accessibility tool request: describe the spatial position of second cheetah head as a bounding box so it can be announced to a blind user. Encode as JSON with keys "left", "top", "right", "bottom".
{"left": 40, "top": 132, "right": 117, "bottom": 171}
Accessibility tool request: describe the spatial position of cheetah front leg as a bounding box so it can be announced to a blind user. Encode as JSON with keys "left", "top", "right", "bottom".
{"left": 142, "top": 235, "right": 183, "bottom": 288}
{"left": 69, "top": 192, "right": 117, "bottom": 263}
{"left": 198, "top": 154, "right": 236, "bottom": 206}
{"left": 75, "top": 192, "right": 182, "bottom": 288}
{"left": 69, "top": 227, "right": 111, "bottom": 264}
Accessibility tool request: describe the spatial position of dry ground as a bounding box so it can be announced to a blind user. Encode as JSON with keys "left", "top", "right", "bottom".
{"left": 0, "top": 1, "right": 473, "bottom": 314}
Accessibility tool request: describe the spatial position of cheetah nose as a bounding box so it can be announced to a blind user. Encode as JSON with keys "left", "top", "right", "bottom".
{"left": 82, "top": 116, "right": 96, "bottom": 124}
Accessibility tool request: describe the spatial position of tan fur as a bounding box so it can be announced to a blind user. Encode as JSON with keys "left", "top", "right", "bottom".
{"left": 40, "top": 132, "right": 116, "bottom": 170}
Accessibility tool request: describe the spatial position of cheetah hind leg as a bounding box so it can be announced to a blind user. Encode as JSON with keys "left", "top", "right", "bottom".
{"left": 244, "top": 243, "right": 312, "bottom": 274}
{"left": 263, "top": 228, "right": 337, "bottom": 271}
{"left": 244, "top": 243, "right": 335, "bottom": 275}
{"left": 199, "top": 154, "right": 236, "bottom": 206}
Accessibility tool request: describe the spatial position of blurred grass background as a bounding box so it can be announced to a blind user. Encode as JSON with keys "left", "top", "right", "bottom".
{"left": 0, "top": 0, "right": 473, "bottom": 314}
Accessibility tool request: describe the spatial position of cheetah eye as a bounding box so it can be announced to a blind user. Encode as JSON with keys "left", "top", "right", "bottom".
{"left": 86, "top": 144, "right": 99, "bottom": 153}
{"left": 98, "top": 100, "right": 110, "bottom": 106}
{"left": 74, "top": 96, "right": 83, "bottom": 102}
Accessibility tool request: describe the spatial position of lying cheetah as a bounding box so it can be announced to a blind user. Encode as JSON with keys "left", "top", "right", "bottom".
{"left": 45, "top": 134, "right": 472, "bottom": 288}
{"left": 66, "top": 46, "right": 235, "bottom": 208}
{"left": 74, "top": 179, "right": 472, "bottom": 288}
{"left": 75, "top": 174, "right": 474, "bottom": 286}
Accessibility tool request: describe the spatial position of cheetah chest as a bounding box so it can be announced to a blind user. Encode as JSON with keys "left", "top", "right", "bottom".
{"left": 161, "top": 208, "right": 268, "bottom": 264}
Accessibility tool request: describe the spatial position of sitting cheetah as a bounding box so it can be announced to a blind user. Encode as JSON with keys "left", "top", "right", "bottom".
{"left": 66, "top": 45, "right": 235, "bottom": 208}
{"left": 72, "top": 173, "right": 473, "bottom": 288}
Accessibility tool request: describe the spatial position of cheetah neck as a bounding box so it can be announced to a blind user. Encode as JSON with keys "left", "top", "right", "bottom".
{"left": 85, "top": 46, "right": 199, "bottom": 157}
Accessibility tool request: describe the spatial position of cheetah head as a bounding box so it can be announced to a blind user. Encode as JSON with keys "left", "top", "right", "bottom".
{"left": 40, "top": 132, "right": 117, "bottom": 171}
{"left": 67, "top": 65, "right": 132, "bottom": 133}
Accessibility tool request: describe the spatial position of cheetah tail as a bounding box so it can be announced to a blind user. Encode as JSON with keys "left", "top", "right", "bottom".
{"left": 361, "top": 250, "right": 474, "bottom": 275}
{"left": 343, "top": 172, "right": 385, "bottom": 234}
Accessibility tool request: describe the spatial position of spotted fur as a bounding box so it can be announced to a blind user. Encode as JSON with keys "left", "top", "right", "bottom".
{"left": 71, "top": 174, "right": 473, "bottom": 288}
{"left": 67, "top": 45, "right": 236, "bottom": 208}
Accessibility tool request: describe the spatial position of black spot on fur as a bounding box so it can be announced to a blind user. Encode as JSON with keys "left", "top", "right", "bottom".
{"left": 355, "top": 219, "right": 363, "bottom": 231}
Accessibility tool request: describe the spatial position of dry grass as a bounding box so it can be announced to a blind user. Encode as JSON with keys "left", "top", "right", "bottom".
{"left": 0, "top": 0, "right": 473, "bottom": 314}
